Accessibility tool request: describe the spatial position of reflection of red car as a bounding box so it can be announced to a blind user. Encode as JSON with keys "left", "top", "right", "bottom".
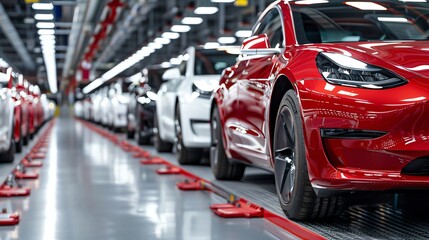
{"left": 29, "top": 85, "right": 43, "bottom": 134}
{"left": 15, "top": 75, "right": 31, "bottom": 146}
{"left": 7, "top": 72, "right": 27, "bottom": 153}
{"left": 211, "top": 1, "right": 429, "bottom": 220}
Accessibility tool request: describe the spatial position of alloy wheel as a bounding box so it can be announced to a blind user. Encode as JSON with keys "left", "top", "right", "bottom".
{"left": 274, "top": 105, "right": 296, "bottom": 204}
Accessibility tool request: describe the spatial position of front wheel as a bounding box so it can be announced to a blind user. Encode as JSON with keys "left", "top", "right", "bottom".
{"left": 210, "top": 105, "right": 245, "bottom": 180}
{"left": 175, "top": 106, "right": 202, "bottom": 165}
{"left": 154, "top": 113, "right": 173, "bottom": 152}
{"left": 273, "top": 90, "right": 345, "bottom": 220}
{"left": 0, "top": 130, "right": 15, "bottom": 163}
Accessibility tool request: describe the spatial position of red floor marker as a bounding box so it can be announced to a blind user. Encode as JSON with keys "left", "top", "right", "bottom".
{"left": 210, "top": 199, "right": 264, "bottom": 218}
{"left": 0, "top": 210, "right": 20, "bottom": 226}
{"left": 0, "top": 175, "right": 31, "bottom": 197}
{"left": 133, "top": 151, "right": 151, "bottom": 158}
{"left": 29, "top": 153, "right": 46, "bottom": 160}
{"left": 156, "top": 166, "right": 182, "bottom": 175}
{"left": 13, "top": 165, "right": 39, "bottom": 180}
{"left": 140, "top": 157, "right": 165, "bottom": 165}
{"left": 0, "top": 184, "right": 31, "bottom": 197}
{"left": 21, "top": 158, "right": 43, "bottom": 168}
{"left": 176, "top": 179, "right": 206, "bottom": 191}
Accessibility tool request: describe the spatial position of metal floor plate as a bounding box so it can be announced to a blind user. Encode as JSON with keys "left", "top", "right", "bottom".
{"left": 126, "top": 130, "right": 429, "bottom": 240}
{"left": 0, "top": 118, "right": 298, "bottom": 240}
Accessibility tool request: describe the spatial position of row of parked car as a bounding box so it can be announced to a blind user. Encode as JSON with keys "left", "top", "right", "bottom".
{"left": 75, "top": 0, "right": 429, "bottom": 221}
{"left": 0, "top": 67, "right": 56, "bottom": 163}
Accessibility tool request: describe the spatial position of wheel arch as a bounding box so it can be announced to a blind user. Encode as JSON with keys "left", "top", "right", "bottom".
{"left": 268, "top": 74, "right": 294, "bottom": 165}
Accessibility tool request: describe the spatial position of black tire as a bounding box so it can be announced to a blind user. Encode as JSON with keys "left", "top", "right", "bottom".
{"left": 126, "top": 130, "right": 135, "bottom": 139}
{"left": 273, "top": 90, "right": 345, "bottom": 220}
{"left": 23, "top": 133, "right": 29, "bottom": 146}
{"left": 15, "top": 120, "right": 23, "bottom": 153}
{"left": 0, "top": 130, "right": 15, "bottom": 163}
{"left": 136, "top": 114, "right": 151, "bottom": 145}
{"left": 210, "top": 105, "right": 245, "bottom": 180}
{"left": 154, "top": 113, "right": 173, "bottom": 152}
{"left": 175, "top": 105, "right": 202, "bottom": 165}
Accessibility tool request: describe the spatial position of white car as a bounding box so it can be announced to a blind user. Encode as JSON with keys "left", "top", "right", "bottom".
{"left": 155, "top": 47, "right": 237, "bottom": 164}
{"left": 40, "top": 94, "right": 51, "bottom": 123}
{"left": 74, "top": 100, "right": 84, "bottom": 118}
{"left": 110, "top": 81, "right": 130, "bottom": 132}
{"left": 0, "top": 67, "right": 16, "bottom": 163}
{"left": 91, "top": 91, "right": 104, "bottom": 123}
{"left": 100, "top": 87, "right": 113, "bottom": 127}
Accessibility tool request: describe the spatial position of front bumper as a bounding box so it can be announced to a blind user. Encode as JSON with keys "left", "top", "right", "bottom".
{"left": 298, "top": 77, "right": 429, "bottom": 193}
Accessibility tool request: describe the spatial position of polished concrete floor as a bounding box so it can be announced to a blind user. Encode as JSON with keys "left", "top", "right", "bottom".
{"left": 0, "top": 118, "right": 297, "bottom": 240}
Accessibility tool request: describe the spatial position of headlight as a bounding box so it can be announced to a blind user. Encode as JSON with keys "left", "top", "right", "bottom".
{"left": 316, "top": 52, "right": 407, "bottom": 89}
{"left": 192, "top": 82, "right": 214, "bottom": 99}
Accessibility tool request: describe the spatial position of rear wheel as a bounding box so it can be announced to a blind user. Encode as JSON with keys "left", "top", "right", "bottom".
{"left": 154, "top": 113, "right": 173, "bottom": 152}
{"left": 0, "top": 129, "right": 15, "bottom": 163}
{"left": 126, "top": 129, "right": 135, "bottom": 139}
{"left": 175, "top": 106, "right": 202, "bottom": 165}
{"left": 136, "top": 117, "right": 151, "bottom": 145}
{"left": 210, "top": 105, "right": 245, "bottom": 180}
{"left": 273, "top": 90, "right": 345, "bottom": 220}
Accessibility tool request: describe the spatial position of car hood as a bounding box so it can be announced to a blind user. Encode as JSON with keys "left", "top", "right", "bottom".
{"left": 317, "top": 41, "right": 429, "bottom": 79}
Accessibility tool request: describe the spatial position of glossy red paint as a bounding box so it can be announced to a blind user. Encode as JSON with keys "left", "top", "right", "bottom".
{"left": 213, "top": 1, "right": 429, "bottom": 192}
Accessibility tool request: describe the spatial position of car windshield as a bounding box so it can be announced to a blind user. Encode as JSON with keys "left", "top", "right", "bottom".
{"left": 290, "top": 1, "right": 429, "bottom": 43}
{"left": 194, "top": 50, "right": 237, "bottom": 75}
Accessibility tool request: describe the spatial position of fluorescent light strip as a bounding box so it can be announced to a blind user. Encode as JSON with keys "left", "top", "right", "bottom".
{"left": 345, "top": 2, "right": 387, "bottom": 10}
{"left": 218, "top": 36, "right": 236, "bottom": 44}
{"left": 32, "top": 3, "right": 54, "bottom": 10}
{"left": 38, "top": 29, "right": 55, "bottom": 35}
{"left": 181, "top": 17, "right": 203, "bottom": 25}
{"left": 162, "top": 32, "right": 180, "bottom": 39}
{"left": 171, "top": 25, "right": 191, "bottom": 33}
{"left": 194, "top": 7, "right": 219, "bottom": 15}
{"left": 35, "top": 14, "right": 54, "bottom": 21}
{"left": 377, "top": 17, "right": 409, "bottom": 22}
{"left": 295, "top": 0, "right": 329, "bottom": 4}
{"left": 235, "top": 30, "right": 252, "bottom": 38}
{"left": 36, "top": 22, "right": 55, "bottom": 29}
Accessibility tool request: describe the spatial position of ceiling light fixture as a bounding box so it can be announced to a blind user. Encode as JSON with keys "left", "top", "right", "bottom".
{"left": 377, "top": 17, "right": 409, "bottom": 22}
{"left": 235, "top": 30, "right": 252, "bottom": 38}
{"left": 36, "top": 22, "right": 55, "bottom": 29}
{"left": 154, "top": 37, "right": 171, "bottom": 45}
{"left": 32, "top": 3, "right": 54, "bottom": 10}
{"left": 294, "top": 0, "right": 329, "bottom": 4}
{"left": 38, "top": 29, "right": 55, "bottom": 35}
{"left": 170, "top": 25, "right": 191, "bottom": 33}
{"left": 211, "top": 0, "right": 235, "bottom": 2}
{"left": 194, "top": 7, "right": 219, "bottom": 15}
{"left": 204, "top": 42, "right": 221, "bottom": 49}
{"left": 34, "top": 14, "right": 54, "bottom": 21}
{"left": 162, "top": 32, "right": 180, "bottom": 39}
{"left": 345, "top": 2, "right": 387, "bottom": 10}
{"left": 181, "top": 17, "right": 204, "bottom": 25}
{"left": 218, "top": 36, "right": 236, "bottom": 44}
{"left": 148, "top": 42, "right": 163, "bottom": 49}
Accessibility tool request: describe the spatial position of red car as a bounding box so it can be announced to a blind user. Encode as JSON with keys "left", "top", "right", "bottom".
{"left": 211, "top": 0, "right": 429, "bottom": 220}
{"left": 15, "top": 75, "right": 31, "bottom": 146}
{"left": 29, "top": 85, "right": 43, "bottom": 134}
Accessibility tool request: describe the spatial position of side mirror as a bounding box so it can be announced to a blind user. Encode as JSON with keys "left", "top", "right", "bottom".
{"left": 162, "top": 68, "right": 181, "bottom": 81}
{"left": 240, "top": 33, "right": 282, "bottom": 56}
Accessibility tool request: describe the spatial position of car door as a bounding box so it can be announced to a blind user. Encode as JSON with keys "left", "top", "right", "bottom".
{"left": 236, "top": 8, "right": 285, "bottom": 168}
{"left": 157, "top": 57, "right": 187, "bottom": 142}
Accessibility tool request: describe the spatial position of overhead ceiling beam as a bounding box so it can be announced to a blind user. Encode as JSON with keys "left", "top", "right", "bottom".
{"left": 0, "top": 3, "right": 35, "bottom": 71}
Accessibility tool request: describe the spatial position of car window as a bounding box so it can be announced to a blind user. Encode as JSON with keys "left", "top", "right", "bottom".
{"left": 194, "top": 50, "right": 237, "bottom": 75}
{"left": 253, "top": 8, "right": 284, "bottom": 48}
{"left": 291, "top": 1, "right": 429, "bottom": 43}
{"left": 179, "top": 54, "right": 188, "bottom": 76}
